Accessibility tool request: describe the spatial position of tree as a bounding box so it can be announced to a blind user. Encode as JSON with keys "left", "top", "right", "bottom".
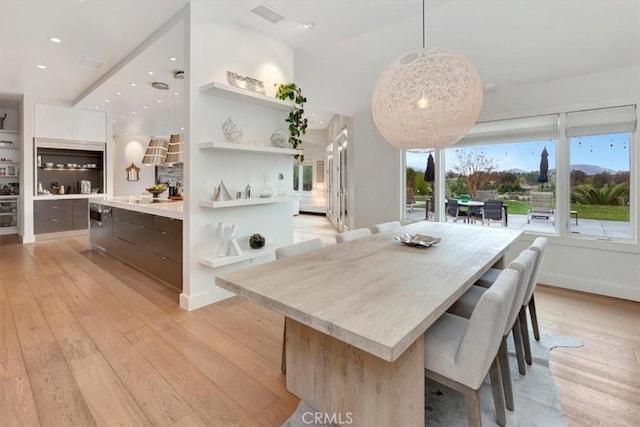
{"left": 570, "top": 170, "right": 588, "bottom": 185}
{"left": 449, "top": 148, "right": 500, "bottom": 196}
{"left": 591, "top": 172, "right": 612, "bottom": 189}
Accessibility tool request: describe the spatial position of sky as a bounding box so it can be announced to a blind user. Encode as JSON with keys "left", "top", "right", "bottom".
{"left": 406, "top": 133, "right": 630, "bottom": 173}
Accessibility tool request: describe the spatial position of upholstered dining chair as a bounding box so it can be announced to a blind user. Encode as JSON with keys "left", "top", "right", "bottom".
{"left": 425, "top": 269, "right": 519, "bottom": 427}
{"left": 448, "top": 249, "right": 537, "bottom": 411}
{"left": 335, "top": 227, "right": 371, "bottom": 243}
{"left": 275, "top": 238, "right": 324, "bottom": 373}
{"left": 475, "top": 237, "right": 548, "bottom": 366}
{"left": 519, "top": 237, "right": 548, "bottom": 365}
{"left": 371, "top": 221, "right": 402, "bottom": 234}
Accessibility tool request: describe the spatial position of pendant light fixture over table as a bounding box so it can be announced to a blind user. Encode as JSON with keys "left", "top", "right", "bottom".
{"left": 371, "top": 0, "right": 483, "bottom": 150}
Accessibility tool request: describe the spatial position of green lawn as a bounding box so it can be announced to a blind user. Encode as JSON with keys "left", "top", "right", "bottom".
{"left": 413, "top": 197, "right": 629, "bottom": 221}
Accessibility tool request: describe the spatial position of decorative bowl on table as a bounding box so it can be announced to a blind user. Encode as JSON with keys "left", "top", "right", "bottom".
{"left": 145, "top": 185, "right": 168, "bottom": 198}
{"left": 394, "top": 234, "right": 442, "bottom": 248}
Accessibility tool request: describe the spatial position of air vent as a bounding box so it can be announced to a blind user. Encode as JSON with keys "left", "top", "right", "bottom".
{"left": 79, "top": 57, "right": 105, "bottom": 69}
{"left": 152, "top": 82, "right": 169, "bottom": 90}
{"left": 250, "top": 4, "right": 285, "bottom": 24}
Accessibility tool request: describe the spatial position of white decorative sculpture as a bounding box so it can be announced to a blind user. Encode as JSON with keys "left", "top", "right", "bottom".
{"left": 217, "top": 222, "right": 242, "bottom": 257}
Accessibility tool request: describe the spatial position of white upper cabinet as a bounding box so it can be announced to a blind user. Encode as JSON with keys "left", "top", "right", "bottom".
{"left": 34, "top": 104, "right": 73, "bottom": 140}
{"left": 35, "top": 104, "right": 106, "bottom": 142}
{"left": 72, "top": 109, "right": 106, "bottom": 142}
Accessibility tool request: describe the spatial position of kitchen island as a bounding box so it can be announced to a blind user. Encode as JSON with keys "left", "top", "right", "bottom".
{"left": 90, "top": 197, "right": 183, "bottom": 290}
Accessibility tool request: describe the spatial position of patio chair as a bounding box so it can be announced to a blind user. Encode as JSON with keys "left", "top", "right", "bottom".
{"left": 406, "top": 188, "right": 416, "bottom": 212}
{"left": 481, "top": 200, "right": 506, "bottom": 226}
{"left": 527, "top": 191, "right": 555, "bottom": 224}
{"left": 446, "top": 198, "right": 468, "bottom": 222}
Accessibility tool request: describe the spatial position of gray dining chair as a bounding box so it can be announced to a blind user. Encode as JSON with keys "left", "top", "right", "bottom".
{"left": 335, "top": 227, "right": 371, "bottom": 243}
{"left": 448, "top": 249, "right": 537, "bottom": 411}
{"left": 275, "top": 238, "right": 324, "bottom": 374}
{"left": 370, "top": 221, "right": 402, "bottom": 234}
{"left": 425, "top": 268, "right": 519, "bottom": 427}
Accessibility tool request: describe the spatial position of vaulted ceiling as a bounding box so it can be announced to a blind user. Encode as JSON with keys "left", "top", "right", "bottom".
{"left": 1, "top": 0, "right": 638, "bottom": 134}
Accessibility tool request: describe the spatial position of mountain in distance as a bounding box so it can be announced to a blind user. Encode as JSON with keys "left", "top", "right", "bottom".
{"left": 570, "top": 164, "right": 616, "bottom": 175}
{"left": 505, "top": 168, "right": 529, "bottom": 174}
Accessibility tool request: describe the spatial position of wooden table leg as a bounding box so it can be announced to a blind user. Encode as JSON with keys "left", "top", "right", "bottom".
{"left": 285, "top": 318, "right": 425, "bottom": 426}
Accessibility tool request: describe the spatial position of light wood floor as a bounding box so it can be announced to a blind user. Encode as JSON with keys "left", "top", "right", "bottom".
{"left": 0, "top": 215, "right": 638, "bottom": 426}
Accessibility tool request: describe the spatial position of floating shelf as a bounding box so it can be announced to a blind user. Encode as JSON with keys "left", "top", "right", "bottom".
{"left": 0, "top": 212, "right": 16, "bottom": 216}
{"left": 0, "top": 175, "right": 19, "bottom": 178}
{"left": 199, "top": 82, "right": 292, "bottom": 111}
{"left": 0, "top": 130, "right": 19, "bottom": 135}
{"left": 0, "top": 195, "right": 18, "bottom": 200}
{"left": 198, "top": 243, "right": 279, "bottom": 269}
{"left": 0, "top": 146, "right": 19, "bottom": 150}
{"left": 39, "top": 167, "right": 97, "bottom": 171}
{"left": 198, "top": 195, "right": 298, "bottom": 209}
{"left": 198, "top": 141, "right": 302, "bottom": 155}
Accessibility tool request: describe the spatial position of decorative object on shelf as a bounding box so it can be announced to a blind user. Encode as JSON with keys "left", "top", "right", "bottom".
{"left": 0, "top": 140, "right": 13, "bottom": 148}
{"left": 212, "top": 179, "right": 232, "bottom": 201}
{"left": 226, "top": 71, "right": 266, "bottom": 94}
{"left": 316, "top": 160, "right": 325, "bottom": 183}
{"left": 165, "top": 134, "right": 183, "bottom": 164}
{"left": 141, "top": 138, "right": 169, "bottom": 165}
{"left": 217, "top": 222, "right": 241, "bottom": 257}
{"left": 249, "top": 233, "right": 265, "bottom": 249}
{"left": 126, "top": 162, "right": 140, "bottom": 181}
{"left": 276, "top": 172, "right": 286, "bottom": 196}
{"left": 222, "top": 118, "right": 243, "bottom": 144}
{"left": 270, "top": 129, "right": 288, "bottom": 148}
{"left": 275, "top": 83, "right": 308, "bottom": 162}
{"left": 245, "top": 184, "right": 251, "bottom": 199}
{"left": 371, "top": 0, "right": 482, "bottom": 150}
{"left": 260, "top": 176, "right": 274, "bottom": 198}
{"left": 0, "top": 113, "right": 5, "bottom": 130}
{"left": 145, "top": 184, "right": 168, "bottom": 198}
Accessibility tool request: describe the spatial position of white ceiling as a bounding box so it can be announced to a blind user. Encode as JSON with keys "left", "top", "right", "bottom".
{"left": 1, "top": 0, "right": 639, "bottom": 135}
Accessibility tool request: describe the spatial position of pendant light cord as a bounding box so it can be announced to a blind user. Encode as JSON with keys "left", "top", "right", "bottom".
{"left": 422, "top": 0, "right": 425, "bottom": 49}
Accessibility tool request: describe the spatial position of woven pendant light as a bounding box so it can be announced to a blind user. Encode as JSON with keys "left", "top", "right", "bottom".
{"left": 371, "top": 1, "right": 483, "bottom": 149}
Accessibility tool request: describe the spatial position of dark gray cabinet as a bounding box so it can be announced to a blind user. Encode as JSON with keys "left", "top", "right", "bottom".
{"left": 92, "top": 206, "right": 182, "bottom": 290}
{"left": 34, "top": 199, "right": 88, "bottom": 234}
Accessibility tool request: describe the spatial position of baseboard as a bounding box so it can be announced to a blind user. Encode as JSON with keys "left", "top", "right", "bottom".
{"left": 541, "top": 272, "right": 640, "bottom": 302}
{"left": 179, "top": 287, "right": 235, "bottom": 311}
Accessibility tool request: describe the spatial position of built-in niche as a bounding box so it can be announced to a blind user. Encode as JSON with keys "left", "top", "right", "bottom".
{"left": 36, "top": 147, "right": 104, "bottom": 195}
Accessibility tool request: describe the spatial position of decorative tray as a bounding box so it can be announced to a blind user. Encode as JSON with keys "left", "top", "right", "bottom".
{"left": 394, "top": 234, "right": 441, "bottom": 248}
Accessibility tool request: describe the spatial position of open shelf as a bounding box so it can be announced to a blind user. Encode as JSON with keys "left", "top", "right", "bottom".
{"left": 198, "top": 243, "right": 279, "bottom": 269}
{"left": 0, "top": 146, "right": 19, "bottom": 150}
{"left": 0, "top": 175, "right": 19, "bottom": 178}
{"left": 199, "top": 82, "right": 292, "bottom": 111}
{"left": 0, "top": 226, "right": 18, "bottom": 235}
{"left": 0, "top": 130, "right": 19, "bottom": 135}
{"left": 198, "top": 195, "right": 298, "bottom": 209}
{"left": 39, "top": 166, "right": 98, "bottom": 171}
{"left": 198, "top": 140, "right": 301, "bottom": 155}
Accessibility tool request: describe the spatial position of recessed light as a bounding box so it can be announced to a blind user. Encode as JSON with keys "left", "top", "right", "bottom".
{"left": 50, "top": 37, "right": 62, "bottom": 43}
{"left": 94, "top": 106, "right": 99, "bottom": 109}
{"left": 112, "top": 120, "right": 116, "bottom": 123}
{"left": 169, "top": 57, "right": 177, "bottom": 61}
{"left": 302, "top": 22, "right": 315, "bottom": 30}
{"left": 320, "top": 121, "right": 324, "bottom": 124}
{"left": 157, "top": 99, "right": 163, "bottom": 103}
{"left": 180, "top": 127, "right": 184, "bottom": 131}
{"left": 143, "top": 106, "right": 148, "bottom": 109}
{"left": 36, "top": 65, "right": 47, "bottom": 69}
{"left": 147, "top": 71, "right": 154, "bottom": 75}
{"left": 131, "top": 112, "right": 136, "bottom": 115}
{"left": 173, "top": 92, "right": 179, "bottom": 96}
{"left": 130, "top": 83, "right": 136, "bottom": 87}
{"left": 116, "top": 92, "right": 122, "bottom": 95}
{"left": 121, "top": 116, "right": 125, "bottom": 119}
{"left": 104, "top": 99, "right": 109, "bottom": 103}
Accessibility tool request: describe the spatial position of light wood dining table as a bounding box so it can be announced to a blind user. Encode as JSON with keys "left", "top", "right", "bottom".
{"left": 215, "top": 221, "right": 523, "bottom": 426}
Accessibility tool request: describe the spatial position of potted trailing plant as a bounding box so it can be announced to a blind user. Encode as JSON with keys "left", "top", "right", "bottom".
{"left": 275, "top": 83, "right": 308, "bottom": 162}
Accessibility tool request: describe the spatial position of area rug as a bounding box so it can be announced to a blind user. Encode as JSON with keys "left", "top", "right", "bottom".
{"left": 282, "top": 334, "right": 582, "bottom": 426}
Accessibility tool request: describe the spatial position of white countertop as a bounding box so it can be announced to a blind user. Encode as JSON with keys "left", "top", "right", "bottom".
{"left": 94, "top": 197, "right": 183, "bottom": 220}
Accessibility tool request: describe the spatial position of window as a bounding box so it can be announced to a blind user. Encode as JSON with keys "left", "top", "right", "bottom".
{"left": 404, "top": 150, "right": 432, "bottom": 221}
{"left": 566, "top": 106, "right": 636, "bottom": 240}
{"left": 293, "top": 163, "right": 313, "bottom": 192}
{"left": 442, "top": 114, "right": 559, "bottom": 233}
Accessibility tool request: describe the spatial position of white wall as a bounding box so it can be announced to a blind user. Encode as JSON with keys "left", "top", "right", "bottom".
{"left": 182, "top": 2, "right": 295, "bottom": 310}
{"left": 351, "top": 111, "right": 401, "bottom": 229}
{"left": 112, "top": 134, "right": 155, "bottom": 196}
